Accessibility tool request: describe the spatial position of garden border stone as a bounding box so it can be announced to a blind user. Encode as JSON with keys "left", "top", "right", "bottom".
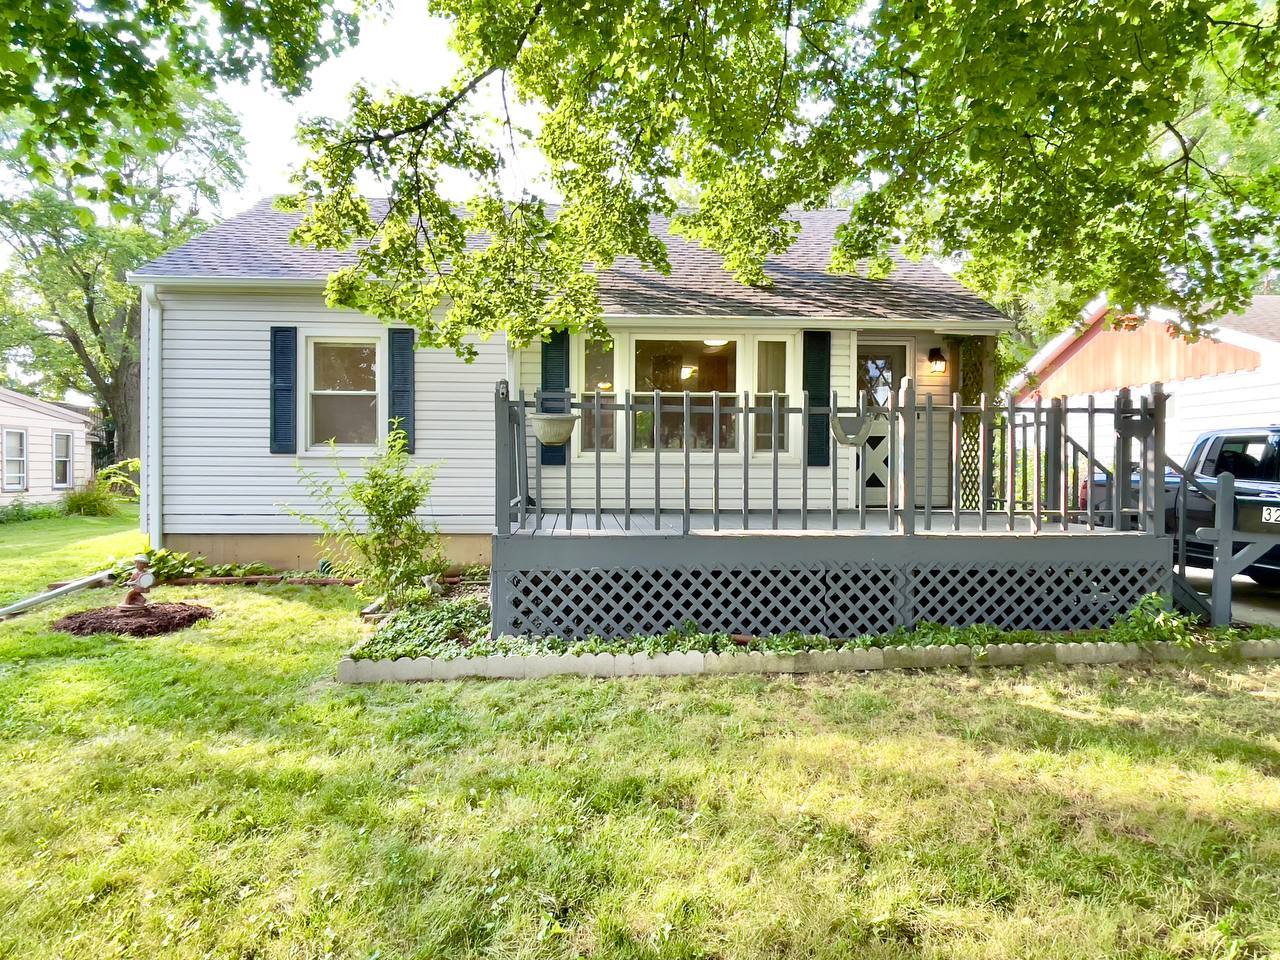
{"left": 336, "top": 637, "right": 1280, "bottom": 683}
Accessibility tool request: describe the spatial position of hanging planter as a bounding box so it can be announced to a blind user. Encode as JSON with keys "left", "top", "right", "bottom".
{"left": 529, "top": 413, "right": 580, "bottom": 446}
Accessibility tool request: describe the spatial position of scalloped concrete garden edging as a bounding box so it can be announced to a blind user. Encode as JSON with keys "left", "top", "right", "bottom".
{"left": 336, "top": 638, "right": 1280, "bottom": 683}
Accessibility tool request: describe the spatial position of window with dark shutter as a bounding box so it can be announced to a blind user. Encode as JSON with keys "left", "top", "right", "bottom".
{"left": 388, "top": 328, "right": 416, "bottom": 452}
{"left": 540, "top": 329, "right": 570, "bottom": 465}
{"left": 803, "top": 331, "right": 831, "bottom": 466}
{"left": 269, "top": 326, "right": 297, "bottom": 454}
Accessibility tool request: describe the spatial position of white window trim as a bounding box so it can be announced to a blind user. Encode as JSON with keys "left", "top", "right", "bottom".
{"left": 3, "top": 428, "right": 28, "bottom": 492}
{"left": 52, "top": 431, "right": 73, "bottom": 489}
{"left": 570, "top": 329, "right": 802, "bottom": 461}
{"left": 301, "top": 335, "right": 387, "bottom": 454}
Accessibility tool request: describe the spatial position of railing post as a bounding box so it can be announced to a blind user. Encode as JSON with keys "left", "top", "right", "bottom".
{"left": 900, "top": 378, "right": 915, "bottom": 535}
{"left": 1045, "top": 396, "right": 1063, "bottom": 518}
{"left": 1211, "top": 472, "right": 1235, "bottom": 626}
{"left": 494, "top": 380, "right": 512, "bottom": 534}
{"left": 1113, "top": 387, "right": 1133, "bottom": 532}
{"left": 1147, "top": 382, "right": 1167, "bottom": 536}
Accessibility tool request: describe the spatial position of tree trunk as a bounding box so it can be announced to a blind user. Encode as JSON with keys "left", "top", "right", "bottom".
{"left": 105, "top": 357, "right": 142, "bottom": 460}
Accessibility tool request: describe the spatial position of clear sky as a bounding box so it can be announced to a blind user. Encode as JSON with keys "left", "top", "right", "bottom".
{"left": 218, "top": 4, "right": 541, "bottom": 216}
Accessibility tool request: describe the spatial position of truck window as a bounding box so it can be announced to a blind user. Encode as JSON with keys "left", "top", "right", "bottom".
{"left": 1207, "top": 437, "right": 1280, "bottom": 482}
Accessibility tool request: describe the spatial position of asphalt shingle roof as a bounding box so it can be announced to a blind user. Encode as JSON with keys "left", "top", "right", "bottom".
{"left": 1215, "top": 295, "right": 1280, "bottom": 344}
{"left": 134, "top": 197, "right": 1008, "bottom": 325}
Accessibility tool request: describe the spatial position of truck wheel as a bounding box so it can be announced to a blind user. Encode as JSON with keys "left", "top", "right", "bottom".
{"left": 1247, "top": 569, "right": 1280, "bottom": 589}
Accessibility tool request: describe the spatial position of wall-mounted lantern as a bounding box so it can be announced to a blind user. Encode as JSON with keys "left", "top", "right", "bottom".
{"left": 928, "top": 347, "right": 947, "bottom": 375}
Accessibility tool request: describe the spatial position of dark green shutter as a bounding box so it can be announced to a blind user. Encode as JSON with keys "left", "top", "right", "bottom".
{"left": 540, "top": 330, "right": 570, "bottom": 465}
{"left": 269, "top": 326, "right": 297, "bottom": 454}
{"left": 803, "top": 331, "right": 831, "bottom": 467}
{"left": 388, "top": 328, "right": 416, "bottom": 452}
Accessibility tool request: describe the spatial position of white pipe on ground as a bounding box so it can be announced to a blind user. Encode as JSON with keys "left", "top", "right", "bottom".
{"left": 0, "top": 569, "right": 115, "bottom": 619}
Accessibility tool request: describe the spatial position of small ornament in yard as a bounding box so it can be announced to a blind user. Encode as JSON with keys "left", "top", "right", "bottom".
{"left": 119, "top": 555, "right": 157, "bottom": 610}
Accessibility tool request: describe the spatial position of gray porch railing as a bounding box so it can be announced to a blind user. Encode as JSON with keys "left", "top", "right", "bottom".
{"left": 493, "top": 379, "right": 1169, "bottom": 536}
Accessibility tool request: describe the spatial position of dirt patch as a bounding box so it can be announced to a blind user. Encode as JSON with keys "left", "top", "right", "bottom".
{"left": 53, "top": 603, "right": 214, "bottom": 637}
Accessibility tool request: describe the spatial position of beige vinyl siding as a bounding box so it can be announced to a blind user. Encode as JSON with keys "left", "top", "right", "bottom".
{"left": 157, "top": 290, "right": 506, "bottom": 535}
{"left": 0, "top": 398, "right": 91, "bottom": 506}
{"left": 517, "top": 329, "right": 955, "bottom": 511}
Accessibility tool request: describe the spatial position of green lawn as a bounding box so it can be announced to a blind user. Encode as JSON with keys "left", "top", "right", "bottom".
{"left": 1, "top": 513, "right": 1279, "bottom": 958}
{"left": 0, "top": 504, "right": 143, "bottom": 606}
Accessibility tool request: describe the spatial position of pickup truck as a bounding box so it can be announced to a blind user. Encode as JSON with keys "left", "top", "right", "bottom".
{"left": 1089, "top": 427, "right": 1280, "bottom": 587}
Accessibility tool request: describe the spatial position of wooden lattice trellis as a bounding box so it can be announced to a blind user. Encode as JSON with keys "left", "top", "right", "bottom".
{"left": 496, "top": 555, "right": 1170, "bottom": 640}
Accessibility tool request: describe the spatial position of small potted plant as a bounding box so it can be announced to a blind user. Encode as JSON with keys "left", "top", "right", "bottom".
{"left": 528, "top": 412, "right": 580, "bottom": 446}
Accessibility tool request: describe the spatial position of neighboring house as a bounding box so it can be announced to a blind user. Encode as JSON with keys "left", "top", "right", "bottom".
{"left": 0, "top": 387, "right": 94, "bottom": 506}
{"left": 1015, "top": 296, "right": 1280, "bottom": 467}
{"left": 128, "top": 198, "right": 1011, "bottom": 568}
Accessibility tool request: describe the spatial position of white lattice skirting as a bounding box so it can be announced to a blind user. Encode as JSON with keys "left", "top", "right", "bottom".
{"left": 491, "top": 534, "right": 1173, "bottom": 640}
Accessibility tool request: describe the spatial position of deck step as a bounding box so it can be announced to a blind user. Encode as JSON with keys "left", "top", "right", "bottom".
{"left": 1171, "top": 572, "right": 1212, "bottom": 622}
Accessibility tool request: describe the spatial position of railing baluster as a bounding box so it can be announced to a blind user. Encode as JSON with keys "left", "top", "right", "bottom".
{"left": 857, "top": 390, "right": 867, "bottom": 531}
{"left": 515, "top": 389, "right": 528, "bottom": 530}
{"left": 534, "top": 388, "right": 544, "bottom": 532}
{"left": 830, "top": 389, "right": 839, "bottom": 530}
{"left": 887, "top": 388, "right": 898, "bottom": 532}
{"left": 624, "top": 390, "right": 632, "bottom": 531}
{"left": 682, "top": 391, "right": 691, "bottom": 535}
{"left": 594, "top": 389, "right": 602, "bottom": 530}
{"left": 1057, "top": 397, "right": 1069, "bottom": 531}
{"left": 564, "top": 391, "right": 574, "bottom": 531}
{"left": 1006, "top": 393, "right": 1017, "bottom": 531}
{"left": 742, "top": 390, "right": 751, "bottom": 530}
{"left": 1085, "top": 399, "right": 1095, "bottom": 535}
{"left": 800, "top": 390, "right": 809, "bottom": 530}
{"left": 900, "top": 378, "right": 915, "bottom": 536}
{"left": 979, "top": 393, "right": 990, "bottom": 531}
{"left": 653, "top": 389, "right": 662, "bottom": 532}
{"left": 1031, "top": 395, "right": 1042, "bottom": 533}
{"left": 712, "top": 391, "right": 721, "bottom": 531}
{"left": 771, "top": 391, "right": 780, "bottom": 529}
{"left": 924, "top": 392, "right": 934, "bottom": 531}
{"left": 951, "top": 391, "right": 961, "bottom": 531}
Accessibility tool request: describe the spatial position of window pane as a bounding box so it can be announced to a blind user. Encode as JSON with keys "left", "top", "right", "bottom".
{"left": 582, "top": 339, "right": 616, "bottom": 451}
{"left": 3, "top": 432, "right": 23, "bottom": 459}
{"left": 55, "top": 460, "right": 70, "bottom": 485}
{"left": 755, "top": 341, "right": 788, "bottom": 450}
{"left": 55, "top": 434, "right": 71, "bottom": 459}
{"left": 311, "top": 395, "right": 378, "bottom": 445}
{"left": 314, "top": 343, "right": 376, "bottom": 392}
{"left": 634, "top": 339, "right": 736, "bottom": 393}
{"left": 633, "top": 339, "right": 736, "bottom": 449}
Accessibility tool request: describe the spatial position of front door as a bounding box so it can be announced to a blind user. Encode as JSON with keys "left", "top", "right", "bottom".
{"left": 856, "top": 344, "right": 907, "bottom": 506}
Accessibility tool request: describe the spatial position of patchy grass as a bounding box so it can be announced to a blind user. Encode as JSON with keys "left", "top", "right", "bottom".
{"left": 1, "top": 521, "right": 1280, "bottom": 957}
{"left": 0, "top": 503, "right": 142, "bottom": 606}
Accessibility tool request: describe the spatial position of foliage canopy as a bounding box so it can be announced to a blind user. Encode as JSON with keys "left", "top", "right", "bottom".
{"left": 283, "top": 0, "right": 1280, "bottom": 351}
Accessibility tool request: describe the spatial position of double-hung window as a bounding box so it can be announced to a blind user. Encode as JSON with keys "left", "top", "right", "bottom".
{"left": 52, "top": 432, "right": 73, "bottom": 488}
{"left": 308, "top": 340, "right": 380, "bottom": 447}
{"left": 3, "top": 429, "right": 26, "bottom": 491}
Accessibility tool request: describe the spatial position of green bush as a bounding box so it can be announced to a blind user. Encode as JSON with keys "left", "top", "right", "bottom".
{"left": 288, "top": 429, "right": 447, "bottom": 605}
{"left": 62, "top": 480, "right": 119, "bottom": 517}
{"left": 1109, "top": 593, "right": 1200, "bottom": 646}
{"left": 97, "top": 458, "right": 141, "bottom": 500}
{"left": 0, "top": 499, "right": 64, "bottom": 524}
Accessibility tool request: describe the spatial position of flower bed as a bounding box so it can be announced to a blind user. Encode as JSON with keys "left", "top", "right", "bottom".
{"left": 341, "top": 592, "right": 1280, "bottom": 683}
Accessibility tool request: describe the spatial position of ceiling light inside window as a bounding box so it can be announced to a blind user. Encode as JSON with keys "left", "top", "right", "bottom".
{"left": 703, "top": 338, "right": 729, "bottom": 347}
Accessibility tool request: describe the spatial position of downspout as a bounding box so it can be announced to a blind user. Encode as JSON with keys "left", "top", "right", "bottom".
{"left": 142, "top": 284, "right": 163, "bottom": 547}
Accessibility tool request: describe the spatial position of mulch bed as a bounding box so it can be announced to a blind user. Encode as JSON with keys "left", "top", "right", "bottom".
{"left": 53, "top": 603, "right": 214, "bottom": 637}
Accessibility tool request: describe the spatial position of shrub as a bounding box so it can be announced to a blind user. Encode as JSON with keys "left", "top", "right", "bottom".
{"left": 287, "top": 429, "right": 446, "bottom": 605}
{"left": 97, "top": 458, "right": 141, "bottom": 500}
{"left": 1109, "top": 593, "right": 1200, "bottom": 646}
{"left": 0, "top": 499, "right": 63, "bottom": 524}
{"left": 110, "top": 548, "right": 275, "bottom": 584}
{"left": 62, "top": 480, "right": 119, "bottom": 516}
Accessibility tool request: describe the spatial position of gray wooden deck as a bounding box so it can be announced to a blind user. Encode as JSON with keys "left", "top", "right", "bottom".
{"left": 506, "top": 508, "right": 1121, "bottom": 536}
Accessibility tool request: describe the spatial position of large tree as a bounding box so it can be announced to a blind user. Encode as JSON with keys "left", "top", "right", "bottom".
{"left": 282, "top": 0, "right": 1279, "bottom": 354}
{"left": 0, "top": 90, "right": 245, "bottom": 459}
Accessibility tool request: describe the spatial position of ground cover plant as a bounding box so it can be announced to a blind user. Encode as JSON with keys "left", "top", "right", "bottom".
{"left": 1, "top": 508, "right": 1279, "bottom": 958}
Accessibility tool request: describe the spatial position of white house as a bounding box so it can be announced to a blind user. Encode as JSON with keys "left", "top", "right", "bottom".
{"left": 0, "top": 387, "right": 94, "bottom": 507}
{"left": 1015, "top": 297, "right": 1280, "bottom": 468}
{"left": 128, "top": 198, "right": 1012, "bottom": 568}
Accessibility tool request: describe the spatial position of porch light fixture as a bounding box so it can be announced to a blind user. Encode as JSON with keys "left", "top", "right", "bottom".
{"left": 702, "top": 338, "right": 729, "bottom": 347}
{"left": 928, "top": 347, "right": 947, "bottom": 374}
